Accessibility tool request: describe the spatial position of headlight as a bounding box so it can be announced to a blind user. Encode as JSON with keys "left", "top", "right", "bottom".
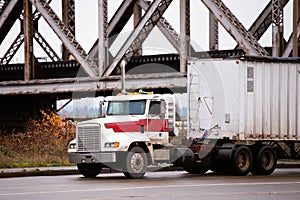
{"left": 104, "top": 142, "right": 120, "bottom": 148}
{"left": 69, "top": 143, "right": 76, "bottom": 149}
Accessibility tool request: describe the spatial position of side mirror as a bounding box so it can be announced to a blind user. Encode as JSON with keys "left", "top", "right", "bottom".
{"left": 68, "top": 120, "right": 73, "bottom": 126}
{"left": 160, "top": 100, "right": 166, "bottom": 119}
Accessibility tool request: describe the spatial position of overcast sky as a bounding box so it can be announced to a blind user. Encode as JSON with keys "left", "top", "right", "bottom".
{"left": 0, "top": 0, "right": 293, "bottom": 63}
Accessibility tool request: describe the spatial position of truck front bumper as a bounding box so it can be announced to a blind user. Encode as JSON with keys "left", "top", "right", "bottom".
{"left": 69, "top": 152, "right": 117, "bottom": 164}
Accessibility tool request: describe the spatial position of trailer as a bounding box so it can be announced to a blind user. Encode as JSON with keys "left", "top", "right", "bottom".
{"left": 68, "top": 56, "right": 300, "bottom": 178}
{"left": 187, "top": 57, "right": 300, "bottom": 175}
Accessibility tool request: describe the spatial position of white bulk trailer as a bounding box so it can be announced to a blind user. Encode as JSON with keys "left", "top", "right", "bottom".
{"left": 188, "top": 57, "right": 300, "bottom": 141}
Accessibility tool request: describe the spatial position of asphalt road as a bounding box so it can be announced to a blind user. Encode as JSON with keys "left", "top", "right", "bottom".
{"left": 0, "top": 169, "right": 300, "bottom": 200}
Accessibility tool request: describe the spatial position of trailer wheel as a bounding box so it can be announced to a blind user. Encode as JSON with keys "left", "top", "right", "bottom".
{"left": 251, "top": 146, "right": 277, "bottom": 175}
{"left": 77, "top": 163, "right": 102, "bottom": 178}
{"left": 123, "top": 147, "right": 147, "bottom": 179}
{"left": 232, "top": 146, "right": 253, "bottom": 176}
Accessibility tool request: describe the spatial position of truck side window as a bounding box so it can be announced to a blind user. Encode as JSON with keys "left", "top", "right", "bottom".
{"left": 149, "top": 101, "right": 161, "bottom": 115}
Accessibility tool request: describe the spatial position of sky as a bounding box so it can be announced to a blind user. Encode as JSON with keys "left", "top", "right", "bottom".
{"left": 0, "top": 0, "right": 294, "bottom": 63}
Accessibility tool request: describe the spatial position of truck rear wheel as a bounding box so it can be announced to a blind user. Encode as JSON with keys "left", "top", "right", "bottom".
{"left": 232, "top": 146, "right": 253, "bottom": 176}
{"left": 251, "top": 146, "right": 277, "bottom": 175}
{"left": 123, "top": 147, "right": 148, "bottom": 179}
{"left": 77, "top": 163, "right": 102, "bottom": 178}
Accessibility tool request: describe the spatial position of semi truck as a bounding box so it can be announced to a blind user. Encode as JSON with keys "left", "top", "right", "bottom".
{"left": 68, "top": 56, "right": 300, "bottom": 178}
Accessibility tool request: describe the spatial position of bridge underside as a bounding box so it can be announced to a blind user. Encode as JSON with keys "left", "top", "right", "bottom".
{"left": 0, "top": 54, "right": 187, "bottom": 128}
{"left": 0, "top": 72, "right": 186, "bottom": 128}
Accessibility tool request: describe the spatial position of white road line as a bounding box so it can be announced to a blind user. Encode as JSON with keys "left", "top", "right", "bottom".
{"left": 1, "top": 181, "right": 300, "bottom": 196}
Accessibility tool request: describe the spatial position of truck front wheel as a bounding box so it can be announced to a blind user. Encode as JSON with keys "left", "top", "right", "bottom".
{"left": 123, "top": 147, "right": 148, "bottom": 179}
{"left": 251, "top": 146, "right": 277, "bottom": 175}
{"left": 77, "top": 163, "right": 102, "bottom": 178}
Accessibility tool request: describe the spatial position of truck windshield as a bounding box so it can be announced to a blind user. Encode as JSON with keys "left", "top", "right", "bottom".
{"left": 107, "top": 100, "right": 146, "bottom": 115}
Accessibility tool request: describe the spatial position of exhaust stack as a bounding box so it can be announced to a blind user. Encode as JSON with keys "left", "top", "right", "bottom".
{"left": 120, "top": 60, "right": 126, "bottom": 94}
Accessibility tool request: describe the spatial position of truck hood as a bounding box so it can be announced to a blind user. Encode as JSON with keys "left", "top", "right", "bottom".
{"left": 76, "top": 115, "right": 150, "bottom": 142}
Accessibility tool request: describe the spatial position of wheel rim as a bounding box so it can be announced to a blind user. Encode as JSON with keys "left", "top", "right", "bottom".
{"left": 261, "top": 150, "right": 274, "bottom": 170}
{"left": 237, "top": 151, "right": 250, "bottom": 171}
{"left": 130, "top": 153, "right": 145, "bottom": 173}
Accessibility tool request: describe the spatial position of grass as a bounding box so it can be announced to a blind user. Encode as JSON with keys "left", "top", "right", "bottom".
{"left": 0, "top": 153, "right": 75, "bottom": 168}
{"left": 0, "top": 110, "right": 76, "bottom": 168}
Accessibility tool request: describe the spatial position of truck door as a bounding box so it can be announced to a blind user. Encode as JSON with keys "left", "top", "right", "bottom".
{"left": 147, "top": 100, "right": 168, "bottom": 144}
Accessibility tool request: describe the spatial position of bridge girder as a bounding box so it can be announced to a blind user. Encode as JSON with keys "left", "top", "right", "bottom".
{"left": 0, "top": 73, "right": 186, "bottom": 96}
{"left": 0, "top": 0, "right": 299, "bottom": 83}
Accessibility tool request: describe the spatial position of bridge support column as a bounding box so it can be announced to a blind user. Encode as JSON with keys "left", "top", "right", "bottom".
{"left": 98, "top": 0, "right": 108, "bottom": 76}
{"left": 23, "top": 0, "right": 34, "bottom": 80}
{"left": 62, "top": 0, "right": 75, "bottom": 61}
{"left": 133, "top": 2, "right": 142, "bottom": 56}
{"left": 272, "top": 0, "right": 284, "bottom": 57}
{"left": 293, "top": 0, "right": 300, "bottom": 57}
{"left": 180, "top": 0, "right": 190, "bottom": 73}
{"left": 209, "top": 11, "right": 218, "bottom": 51}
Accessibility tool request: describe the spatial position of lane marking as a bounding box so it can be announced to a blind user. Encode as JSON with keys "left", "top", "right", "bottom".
{"left": 1, "top": 181, "right": 300, "bottom": 196}
{"left": 85, "top": 190, "right": 300, "bottom": 200}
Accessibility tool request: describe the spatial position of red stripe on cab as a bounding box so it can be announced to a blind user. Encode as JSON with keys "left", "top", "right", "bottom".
{"left": 104, "top": 119, "right": 168, "bottom": 133}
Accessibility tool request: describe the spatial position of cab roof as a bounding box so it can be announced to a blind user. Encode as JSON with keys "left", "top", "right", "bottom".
{"left": 104, "top": 93, "right": 173, "bottom": 101}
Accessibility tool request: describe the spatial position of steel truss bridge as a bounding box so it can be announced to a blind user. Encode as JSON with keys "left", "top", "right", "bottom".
{"left": 0, "top": 0, "right": 299, "bottom": 126}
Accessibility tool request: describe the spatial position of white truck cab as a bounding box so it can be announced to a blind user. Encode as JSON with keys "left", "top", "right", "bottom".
{"left": 68, "top": 92, "right": 178, "bottom": 178}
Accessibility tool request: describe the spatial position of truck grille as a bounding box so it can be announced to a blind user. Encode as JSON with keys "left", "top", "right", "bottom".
{"left": 77, "top": 124, "right": 101, "bottom": 152}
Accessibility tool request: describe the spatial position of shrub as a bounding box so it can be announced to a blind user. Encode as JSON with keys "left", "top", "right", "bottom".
{"left": 0, "top": 110, "right": 75, "bottom": 168}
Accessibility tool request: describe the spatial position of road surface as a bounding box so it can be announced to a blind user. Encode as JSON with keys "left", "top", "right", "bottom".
{"left": 0, "top": 169, "right": 300, "bottom": 200}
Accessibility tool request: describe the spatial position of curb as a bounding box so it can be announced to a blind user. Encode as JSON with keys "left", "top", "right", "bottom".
{"left": 0, "top": 166, "right": 184, "bottom": 178}
{"left": 0, "top": 166, "right": 79, "bottom": 178}
{"left": 277, "top": 161, "right": 300, "bottom": 169}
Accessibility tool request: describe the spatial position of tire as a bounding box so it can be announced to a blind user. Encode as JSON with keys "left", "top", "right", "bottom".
{"left": 251, "top": 146, "right": 277, "bottom": 175}
{"left": 232, "top": 146, "right": 253, "bottom": 176}
{"left": 77, "top": 163, "right": 102, "bottom": 178}
{"left": 123, "top": 147, "right": 148, "bottom": 179}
